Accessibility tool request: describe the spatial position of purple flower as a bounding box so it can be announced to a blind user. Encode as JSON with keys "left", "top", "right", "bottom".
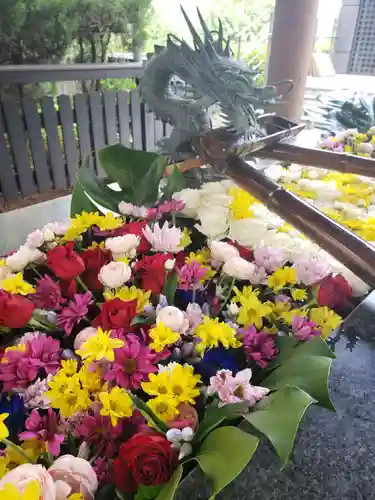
{"left": 32, "top": 275, "right": 64, "bottom": 310}
{"left": 294, "top": 259, "right": 330, "bottom": 286}
{"left": 178, "top": 262, "right": 208, "bottom": 291}
{"left": 57, "top": 292, "right": 93, "bottom": 335}
{"left": 75, "top": 411, "right": 123, "bottom": 458}
{"left": 104, "top": 333, "right": 158, "bottom": 390}
{"left": 292, "top": 316, "right": 321, "bottom": 341}
{"left": 253, "top": 246, "right": 287, "bottom": 272}
{"left": 240, "top": 326, "right": 278, "bottom": 368}
{"left": 22, "top": 376, "right": 52, "bottom": 409}
{"left": 19, "top": 408, "right": 64, "bottom": 456}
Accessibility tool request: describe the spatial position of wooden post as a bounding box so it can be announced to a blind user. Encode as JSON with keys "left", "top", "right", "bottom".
{"left": 267, "top": 0, "right": 319, "bottom": 121}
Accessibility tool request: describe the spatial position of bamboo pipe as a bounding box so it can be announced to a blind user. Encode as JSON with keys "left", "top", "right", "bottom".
{"left": 252, "top": 143, "right": 375, "bottom": 178}
{"left": 192, "top": 135, "right": 375, "bottom": 288}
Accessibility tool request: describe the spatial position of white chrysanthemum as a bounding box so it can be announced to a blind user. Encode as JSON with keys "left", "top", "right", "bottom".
{"left": 142, "top": 221, "right": 182, "bottom": 252}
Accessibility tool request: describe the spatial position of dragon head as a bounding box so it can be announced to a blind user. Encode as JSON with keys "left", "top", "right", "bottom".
{"left": 170, "top": 7, "right": 286, "bottom": 134}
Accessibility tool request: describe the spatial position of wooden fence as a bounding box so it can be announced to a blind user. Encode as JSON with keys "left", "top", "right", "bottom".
{"left": 0, "top": 63, "right": 174, "bottom": 206}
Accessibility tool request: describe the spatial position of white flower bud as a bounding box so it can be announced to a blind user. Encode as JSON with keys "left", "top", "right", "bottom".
{"left": 99, "top": 261, "right": 131, "bottom": 288}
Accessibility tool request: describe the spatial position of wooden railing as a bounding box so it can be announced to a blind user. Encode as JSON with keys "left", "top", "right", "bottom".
{"left": 0, "top": 64, "right": 173, "bottom": 206}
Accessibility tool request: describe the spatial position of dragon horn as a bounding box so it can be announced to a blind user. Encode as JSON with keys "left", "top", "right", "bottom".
{"left": 180, "top": 6, "right": 209, "bottom": 55}
{"left": 196, "top": 8, "right": 215, "bottom": 50}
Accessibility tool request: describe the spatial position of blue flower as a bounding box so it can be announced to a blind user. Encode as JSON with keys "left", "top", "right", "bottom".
{"left": 0, "top": 394, "right": 25, "bottom": 436}
{"left": 195, "top": 347, "right": 244, "bottom": 383}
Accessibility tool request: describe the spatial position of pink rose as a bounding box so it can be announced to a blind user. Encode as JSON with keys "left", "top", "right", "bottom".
{"left": 48, "top": 455, "right": 98, "bottom": 500}
{"left": 0, "top": 464, "right": 56, "bottom": 499}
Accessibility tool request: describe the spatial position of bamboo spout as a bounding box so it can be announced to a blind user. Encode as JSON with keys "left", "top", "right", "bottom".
{"left": 193, "top": 134, "right": 375, "bottom": 287}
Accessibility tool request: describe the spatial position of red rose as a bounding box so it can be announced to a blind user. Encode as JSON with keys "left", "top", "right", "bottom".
{"left": 81, "top": 247, "right": 112, "bottom": 290}
{"left": 114, "top": 431, "right": 178, "bottom": 493}
{"left": 93, "top": 298, "right": 137, "bottom": 331}
{"left": 60, "top": 279, "right": 77, "bottom": 299}
{"left": 114, "top": 221, "right": 151, "bottom": 253}
{"left": 134, "top": 253, "right": 173, "bottom": 294}
{"left": 317, "top": 275, "right": 352, "bottom": 309}
{"left": 0, "top": 291, "right": 35, "bottom": 328}
{"left": 47, "top": 243, "right": 85, "bottom": 281}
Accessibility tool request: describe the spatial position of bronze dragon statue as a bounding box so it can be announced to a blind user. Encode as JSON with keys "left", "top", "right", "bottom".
{"left": 139, "top": 7, "right": 292, "bottom": 156}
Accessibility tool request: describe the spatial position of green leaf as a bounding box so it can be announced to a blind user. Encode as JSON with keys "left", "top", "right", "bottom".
{"left": 263, "top": 355, "right": 334, "bottom": 411}
{"left": 132, "top": 394, "right": 168, "bottom": 433}
{"left": 162, "top": 167, "right": 188, "bottom": 200}
{"left": 155, "top": 465, "right": 183, "bottom": 500}
{"left": 67, "top": 432, "right": 77, "bottom": 456}
{"left": 70, "top": 179, "right": 98, "bottom": 217}
{"left": 195, "top": 426, "right": 259, "bottom": 499}
{"left": 77, "top": 162, "right": 123, "bottom": 211}
{"left": 98, "top": 145, "right": 168, "bottom": 205}
{"left": 274, "top": 336, "right": 298, "bottom": 364}
{"left": 136, "top": 484, "right": 164, "bottom": 500}
{"left": 163, "top": 272, "right": 179, "bottom": 305}
{"left": 193, "top": 402, "right": 248, "bottom": 444}
{"left": 293, "top": 337, "right": 336, "bottom": 359}
{"left": 244, "top": 386, "right": 316, "bottom": 468}
{"left": 131, "top": 315, "right": 155, "bottom": 327}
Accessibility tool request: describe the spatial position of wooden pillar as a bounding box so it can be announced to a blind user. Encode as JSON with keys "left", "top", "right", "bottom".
{"left": 267, "top": 0, "right": 319, "bottom": 121}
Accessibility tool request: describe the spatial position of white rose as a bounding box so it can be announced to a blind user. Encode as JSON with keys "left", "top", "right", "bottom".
{"left": 209, "top": 240, "right": 239, "bottom": 264}
{"left": 229, "top": 219, "right": 268, "bottom": 247}
{"left": 6, "top": 245, "right": 44, "bottom": 272}
{"left": 357, "top": 142, "right": 373, "bottom": 155}
{"left": 173, "top": 189, "right": 201, "bottom": 218}
{"left": 26, "top": 229, "right": 45, "bottom": 248}
{"left": 99, "top": 262, "right": 131, "bottom": 288}
{"left": 223, "top": 257, "right": 257, "bottom": 280}
{"left": 195, "top": 208, "right": 229, "bottom": 239}
{"left": 105, "top": 235, "right": 140, "bottom": 258}
{"left": 157, "top": 306, "right": 189, "bottom": 333}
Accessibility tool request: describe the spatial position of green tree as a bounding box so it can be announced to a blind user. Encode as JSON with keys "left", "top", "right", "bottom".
{"left": 0, "top": 0, "right": 76, "bottom": 64}
{"left": 203, "top": 0, "right": 274, "bottom": 59}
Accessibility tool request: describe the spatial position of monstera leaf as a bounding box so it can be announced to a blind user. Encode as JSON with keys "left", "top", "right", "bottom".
{"left": 71, "top": 145, "right": 170, "bottom": 217}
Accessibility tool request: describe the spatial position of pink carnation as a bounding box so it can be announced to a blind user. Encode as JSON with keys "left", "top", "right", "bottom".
{"left": 240, "top": 326, "right": 278, "bottom": 368}
{"left": 0, "top": 334, "right": 61, "bottom": 391}
{"left": 294, "top": 258, "right": 330, "bottom": 286}
{"left": 292, "top": 316, "right": 322, "bottom": 341}
{"left": 253, "top": 246, "right": 287, "bottom": 272}
{"left": 20, "top": 408, "right": 64, "bottom": 456}
{"left": 178, "top": 262, "right": 208, "bottom": 291}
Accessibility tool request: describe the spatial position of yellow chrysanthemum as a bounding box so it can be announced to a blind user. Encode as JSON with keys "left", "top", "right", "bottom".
{"left": 0, "top": 413, "right": 9, "bottom": 440}
{"left": 99, "top": 386, "right": 133, "bottom": 427}
{"left": 68, "top": 494, "right": 84, "bottom": 500}
{"left": 149, "top": 322, "right": 181, "bottom": 353}
{"left": 168, "top": 364, "right": 201, "bottom": 404}
{"left": 6, "top": 439, "right": 46, "bottom": 467}
{"left": 194, "top": 317, "right": 241, "bottom": 355}
{"left": 147, "top": 395, "right": 179, "bottom": 422}
{"left": 1, "top": 273, "right": 35, "bottom": 295}
{"left": 60, "top": 359, "right": 78, "bottom": 376}
{"left": 77, "top": 328, "right": 124, "bottom": 363}
{"left": 115, "top": 256, "right": 130, "bottom": 265}
{"left": 0, "top": 480, "right": 40, "bottom": 500}
{"left": 185, "top": 248, "right": 211, "bottom": 265}
{"left": 180, "top": 228, "right": 192, "bottom": 248}
{"left": 232, "top": 286, "right": 273, "bottom": 329}
{"left": 63, "top": 211, "right": 102, "bottom": 241}
{"left": 142, "top": 371, "right": 171, "bottom": 398}
{"left": 79, "top": 364, "right": 103, "bottom": 393}
{"left": 267, "top": 266, "right": 297, "bottom": 292}
{"left": 228, "top": 187, "right": 256, "bottom": 220}
{"left": 310, "top": 307, "right": 342, "bottom": 339}
{"left": 46, "top": 373, "right": 91, "bottom": 418}
{"left": 291, "top": 288, "right": 308, "bottom": 302}
{"left": 103, "top": 286, "right": 151, "bottom": 313}
{"left": 96, "top": 213, "right": 123, "bottom": 231}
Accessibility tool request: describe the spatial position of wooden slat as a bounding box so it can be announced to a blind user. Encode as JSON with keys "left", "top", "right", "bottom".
{"left": 22, "top": 97, "right": 51, "bottom": 192}
{"left": 74, "top": 93, "right": 94, "bottom": 171}
{"left": 154, "top": 119, "right": 164, "bottom": 146}
{"left": 2, "top": 97, "right": 36, "bottom": 196}
{"left": 117, "top": 91, "right": 130, "bottom": 147}
{"left": 40, "top": 96, "right": 66, "bottom": 190}
{"left": 144, "top": 112, "right": 156, "bottom": 152}
{"left": 0, "top": 104, "right": 19, "bottom": 201}
{"left": 130, "top": 88, "right": 143, "bottom": 150}
{"left": 103, "top": 91, "right": 118, "bottom": 146}
{"left": 58, "top": 95, "right": 79, "bottom": 186}
{"left": 89, "top": 92, "right": 105, "bottom": 177}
